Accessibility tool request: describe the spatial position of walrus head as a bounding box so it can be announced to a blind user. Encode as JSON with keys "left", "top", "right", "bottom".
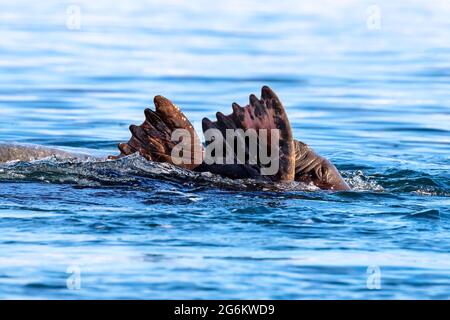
{"left": 294, "top": 140, "right": 350, "bottom": 190}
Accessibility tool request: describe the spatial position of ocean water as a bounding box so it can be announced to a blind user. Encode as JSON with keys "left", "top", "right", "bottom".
{"left": 0, "top": 0, "right": 449, "bottom": 299}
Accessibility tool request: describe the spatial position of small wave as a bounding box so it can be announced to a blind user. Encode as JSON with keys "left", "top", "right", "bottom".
{"left": 0, "top": 154, "right": 314, "bottom": 192}
{"left": 342, "top": 170, "right": 384, "bottom": 192}
{"left": 376, "top": 168, "right": 450, "bottom": 196}
{"left": 1, "top": 155, "right": 448, "bottom": 196}
{"left": 404, "top": 209, "right": 440, "bottom": 220}
{"left": 342, "top": 169, "right": 450, "bottom": 196}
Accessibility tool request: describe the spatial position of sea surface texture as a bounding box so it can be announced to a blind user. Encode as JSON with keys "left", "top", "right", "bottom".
{"left": 0, "top": 0, "right": 449, "bottom": 299}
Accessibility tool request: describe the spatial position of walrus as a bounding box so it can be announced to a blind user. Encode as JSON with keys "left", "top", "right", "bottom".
{"left": 0, "top": 86, "right": 350, "bottom": 191}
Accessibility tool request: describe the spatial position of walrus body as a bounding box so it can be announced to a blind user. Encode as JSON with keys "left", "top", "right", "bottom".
{"left": 0, "top": 143, "right": 80, "bottom": 162}
{"left": 0, "top": 86, "right": 350, "bottom": 191}
{"left": 118, "top": 86, "right": 350, "bottom": 190}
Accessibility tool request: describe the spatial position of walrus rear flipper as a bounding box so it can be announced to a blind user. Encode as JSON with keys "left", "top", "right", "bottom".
{"left": 294, "top": 140, "right": 350, "bottom": 191}
{"left": 117, "top": 95, "right": 203, "bottom": 170}
{"left": 201, "top": 86, "right": 295, "bottom": 182}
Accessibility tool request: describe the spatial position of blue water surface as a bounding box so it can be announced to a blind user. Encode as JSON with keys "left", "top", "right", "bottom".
{"left": 0, "top": 0, "right": 449, "bottom": 299}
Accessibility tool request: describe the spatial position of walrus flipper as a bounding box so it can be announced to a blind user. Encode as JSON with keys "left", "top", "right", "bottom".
{"left": 294, "top": 140, "right": 350, "bottom": 190}
{"left": 200, "top": 86, "right": 295, "bottom": 182}
{"left": 117, "top": 95, "right": 203, "bottom": 170}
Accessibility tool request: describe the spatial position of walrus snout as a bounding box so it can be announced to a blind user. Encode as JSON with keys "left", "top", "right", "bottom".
{"left": 294, "top": 140, "right": 350, "bottom": 191}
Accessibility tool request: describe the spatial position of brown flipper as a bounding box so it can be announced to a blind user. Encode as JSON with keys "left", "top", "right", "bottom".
{"left": 294, "top": 140, "right": 350, "bottom": 191}
{"left": 201, "top": 86, "right": 295, "bottom": 182}
{"left": 116, "top": 95, "right": 203, "bottom": 170}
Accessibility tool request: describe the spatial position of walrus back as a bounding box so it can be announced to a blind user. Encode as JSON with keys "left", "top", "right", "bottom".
{"left": 0, "top": 143, "right": 77, "bottom": 162}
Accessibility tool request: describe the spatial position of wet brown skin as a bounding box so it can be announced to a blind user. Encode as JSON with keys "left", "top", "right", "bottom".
{"left": 116, "top": 95, "right": 202, "bottom": 170}
{"left": 201, "top": 86, "right": 295, "bottom": 182}
{"left": 117, "top": 86, "right": 350, "bottom": 191}
{"left": 293, "top": 140, "right": 350, "bottom": 191}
